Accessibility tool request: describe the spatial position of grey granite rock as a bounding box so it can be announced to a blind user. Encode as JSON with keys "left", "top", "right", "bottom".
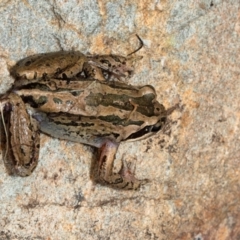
{"left": 0, "top": 0, "right": 240, "bottom": 239}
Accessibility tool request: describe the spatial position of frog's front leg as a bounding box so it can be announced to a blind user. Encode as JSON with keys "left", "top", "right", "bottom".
{"left": 85, "top": 54, "right": 143, "bottom": 82}
{"left": 0, "top": 93, "right": 40, "bottom": 176}
{"left": 85, "top": 35, "right": 143, "bottom": 81}
{"left": 97, "top": 140, "right": 146, "bottom": 190}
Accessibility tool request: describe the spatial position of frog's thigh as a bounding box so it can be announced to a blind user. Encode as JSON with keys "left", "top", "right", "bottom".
{"left": 97, "top": 140, "right": 142, "bottom": 189}
{"left": 3, "top": 94, "right": 40, "bottom": 176}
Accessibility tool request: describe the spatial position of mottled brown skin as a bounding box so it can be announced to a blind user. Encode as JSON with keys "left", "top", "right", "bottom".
{"left": 1, "top": 44, "right": 166, "bottom": 189}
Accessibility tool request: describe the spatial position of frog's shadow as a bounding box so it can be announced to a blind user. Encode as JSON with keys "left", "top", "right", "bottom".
{"left": 89, "top": 147, "right": 102, "bottom": 186}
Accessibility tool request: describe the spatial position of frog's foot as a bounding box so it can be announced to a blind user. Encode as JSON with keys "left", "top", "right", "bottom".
{"left": 97, "top": 141, "right": 148, "bottom": 190}
{"left": 118, "top": 158, "right": 149, "bottom": 190}
{"left": 85, "top": 60, "right": 126, "bottom": 82}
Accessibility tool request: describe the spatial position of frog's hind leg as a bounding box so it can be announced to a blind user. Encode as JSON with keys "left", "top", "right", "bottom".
{"left": 0, "top": 93, "right": 40, "bottom": 176}
{"left": 97, "top": 140, "right": 148, "bottom": 190}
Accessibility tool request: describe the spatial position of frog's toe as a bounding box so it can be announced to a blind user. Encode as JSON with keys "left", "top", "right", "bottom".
{"left": 118, "top": 159, "right": 149, "bottom": 190}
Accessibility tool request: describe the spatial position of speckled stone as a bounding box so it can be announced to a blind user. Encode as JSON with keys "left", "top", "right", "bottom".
{"left": 0, "top": 0, "right": 239, "bottom": 239}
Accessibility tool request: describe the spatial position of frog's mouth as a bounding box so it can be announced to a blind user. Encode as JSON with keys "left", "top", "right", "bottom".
{"left": 125, "top": 117, "right": 166, "bottom": 142}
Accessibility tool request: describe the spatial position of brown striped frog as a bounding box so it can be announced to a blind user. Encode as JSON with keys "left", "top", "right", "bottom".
{"left": 0, "top": 37, "right": 167, "bottom": 189}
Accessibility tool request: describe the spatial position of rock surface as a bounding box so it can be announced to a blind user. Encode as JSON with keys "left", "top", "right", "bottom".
{"left": 0, "top": 0, "right": 239, "bottom": 239}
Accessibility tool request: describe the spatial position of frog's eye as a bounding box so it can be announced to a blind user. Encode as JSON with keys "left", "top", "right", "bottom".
{"left": 151, "top": 124, "right": 162, "bottom": 132}
{"left": 151, "top": 117, "right": 166, "bottom": 132}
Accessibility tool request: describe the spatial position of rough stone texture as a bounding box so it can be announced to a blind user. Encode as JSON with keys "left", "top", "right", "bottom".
{"left": 0, "top": 0, "right": 239, "bottom": 239}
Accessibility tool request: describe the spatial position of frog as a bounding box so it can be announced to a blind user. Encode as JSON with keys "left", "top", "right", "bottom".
{"left": 0, "top": 36, "right": 168, "bottom": 189}
{"left": 1, "top": 77, "right": 167, "bottom": 189}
